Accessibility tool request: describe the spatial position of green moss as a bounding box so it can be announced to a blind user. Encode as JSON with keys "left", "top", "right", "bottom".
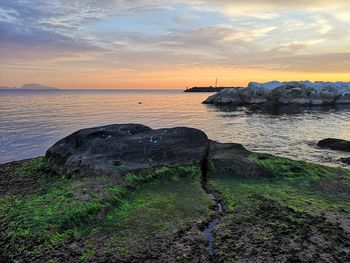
{"left": 213, "top": 194, "right": 349, "bottom": 262}
{"left": 209, "top": 175, "right": 350, "bottom": 215}
{"left": 249, "top": 153, "right": 333, "bottom": 181}
{"left": 123, "top": 165, "right": 200, "bottom": 185}
{"left": 18, "top": 157, "right": 48, "bottom": 177}
{"left": 80, "top": 248, "right": 95, "bottom": 261}
{"left": 0, "top": 176, "right": 127, "bottom": 259}
{"left": 208, "top": 160, "right": 216, "bottom": 173}
{"left": 113, "top": 161, "right": 125, "bottom": 167}
{"left": 1, "top": 161, "right": 212, "bottom": 261}
{"left": 99, "top": 176, "right": 213, "bottom": 256}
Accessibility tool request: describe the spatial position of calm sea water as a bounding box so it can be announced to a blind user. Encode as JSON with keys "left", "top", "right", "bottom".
{"left": 1, "top": 89, "right": 350, "bottom": 166}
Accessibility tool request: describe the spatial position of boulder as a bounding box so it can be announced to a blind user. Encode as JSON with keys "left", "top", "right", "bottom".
{"left": 288, "top": 87, "right": 303, "bottom": 97}
{"left": 340, "top": 157, "right": 350, "bottom": 165}
{"left": 203, "top": 89, "right": 242, "bottom": 105}
{"left": 278, "top": 95, "right": 290, "bottom": 105}
{"left": 219, "top": 91, "right": 242, "bottom": 104}
{"left": 309, "top": 92, "right": 324, "bottom": 105}
{"left": 240, "top": 89, "right": 254, "bottom": 104}
{"left": 317, "top": 138, "right": 350, "bottom": 152}
{"left": 336, "top": 93, "right": 350, "bottom": 104}
{"left": 249, "top": 95, "right": 268, "bottom": 104}
{"left": 289, "top": 98, "right": 310, "bottom": 105}
{"left": 46, "top": 124, "right": 209, "bottom": 179}
{"left": 207, "top": 141, "right": 270, "bottom": 178}
{"left": 319, "top": 91, "right": 335, "bottom": 104}
{"left": 202, "top": 94, "right": 216, "bottom": 104}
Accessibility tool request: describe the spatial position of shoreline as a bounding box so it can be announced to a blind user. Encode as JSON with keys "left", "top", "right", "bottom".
{"left": 1, "top": 124, "right": 350, "bottom": 262}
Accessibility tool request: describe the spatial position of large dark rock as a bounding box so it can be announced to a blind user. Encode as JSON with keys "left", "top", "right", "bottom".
{"left": 340, "top": 157, "right": 350, "bottom": 165}
{"left": 46, "top": 124, "right": 209, "bottom": 180}
{"left": 207, "top": 141, "right": 270, "bottom": 178}
{"left": 317, "top": 138, "right": 350, "bottom": 152}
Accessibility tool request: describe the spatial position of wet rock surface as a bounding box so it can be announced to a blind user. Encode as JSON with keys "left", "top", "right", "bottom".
{"left": 46, "top": 124, "right": 208, "bottom": 181}
{"left": 214, "top": 196, "right": 350, "bottom": 263}
{"left": 207, "top": 141, "right": 271, "bottom": 178}
{"left": 0, "top": 158, "right": 48, "bottom": 196}
{"left": 317, "top": 138, "right": 350, "bottom": 152}
{"left": 340, "top": 157, "right": 350, "bottom": 165}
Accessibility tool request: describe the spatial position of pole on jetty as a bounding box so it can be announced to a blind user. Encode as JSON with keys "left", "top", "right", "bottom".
{"left": 215, "top": 78, "right": 218, "bottom": 88}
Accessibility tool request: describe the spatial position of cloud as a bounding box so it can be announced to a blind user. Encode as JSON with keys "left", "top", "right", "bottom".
{"left": 1, "top": 0, "right": 350, "bottom": 88}
{"left": 268, "top": 52, "right": 350, "bottom": 73}
{"left": 173, "top": 14, "right": 200, "bottom": 24}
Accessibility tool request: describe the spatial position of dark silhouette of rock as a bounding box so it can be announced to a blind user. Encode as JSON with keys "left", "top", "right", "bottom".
{"left": 317, "top": 138, "right": 350, "bottom": 152}
{"left": 340, "top": 157, "right": 350, "bottom": 165}
{"left": 46, "top": 123, "right": 276, "bottom": 185}
{"left": 46, "top": 124, "right": 209, "bottom": 181}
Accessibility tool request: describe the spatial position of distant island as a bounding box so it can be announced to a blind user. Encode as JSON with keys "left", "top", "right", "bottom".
{"left": 0, "top": 83, "right": 60, "bottom": 90}
{"left": 184, "top": 86, "right": 243, "bottom": 92}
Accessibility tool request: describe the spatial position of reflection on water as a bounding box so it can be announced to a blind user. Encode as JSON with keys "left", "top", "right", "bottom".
{"left": 1, "top": 89, "right": 350, "bottom": 166}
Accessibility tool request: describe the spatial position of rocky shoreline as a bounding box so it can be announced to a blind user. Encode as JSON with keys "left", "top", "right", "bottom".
{"left": 203, "top": 81, "right": 350, "bottom": 106}
{"left": 1, "top": 124, "right": 350, "bottom": 262}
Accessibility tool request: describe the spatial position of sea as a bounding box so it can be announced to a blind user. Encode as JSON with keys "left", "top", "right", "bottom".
{"left": 1, "top": 89, "right": 350, "bottom": 166}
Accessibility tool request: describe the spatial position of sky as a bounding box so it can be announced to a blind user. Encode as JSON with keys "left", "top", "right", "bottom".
{"left": 1, "top": 0, "right": 350, "bottom": 89}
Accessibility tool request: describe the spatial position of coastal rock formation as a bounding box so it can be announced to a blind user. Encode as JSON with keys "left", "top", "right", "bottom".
{"left": 317, "top": 138, "right": 350, "bottom": 152}
{"left": 2, "top": 124, "right": 350, "bottom": 262}
{"left": 46, "top": 124, "right": 208, "bottom": 180}
{"left": 203, "top": 81, "right": 350, "bottom": 106}
{"left": 340, "top": 157, "right": 350, "bottom": 165}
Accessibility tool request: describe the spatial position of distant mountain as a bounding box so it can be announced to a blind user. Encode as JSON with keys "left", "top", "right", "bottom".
{"left": 18, "top": 83, "right": 59, "bottom": 90}
{"left": 0, "top": 83, "right": 60, "bottom": 90}
{"left": 0, "top": 86, "right": 15, "bottom": 89}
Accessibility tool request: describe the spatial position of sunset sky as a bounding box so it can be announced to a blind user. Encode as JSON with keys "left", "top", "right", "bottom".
{"left": 1, "top": 0, "right": 350, "bottom": 89}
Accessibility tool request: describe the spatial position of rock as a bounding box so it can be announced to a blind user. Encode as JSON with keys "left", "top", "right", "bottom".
{"left": 239, "top": 89, "right": 254, "bottom": 104}
{"left": 289, "top": 98, "right": 310, "bottom": 105}
{"left": 288, "top": 87, "right": 303, "bottom": 97}
{"left": 202, "top": 94, "right": 216, "bottom": 104}
{"left": 68, "top": 242, "right": 84, "bottom": 256}
{"left": 278, "top": 95, "right": 290, "bottom": 105}
{"left": 203, "top": 89, "right": 242, "bottom": 105}
{"left": 309, "top": 92, "right": 324, "bottom": 105}
{"left": 317, "top": 138, "right": 350, "bottom": 152}
{"left": 203, "top": 81, "right": 350, "bottom": 107}
{"left": 207, "top": 141, "right": 270, "bottom": 178}
{"left": 249, "top": 95, "right": 268, "bottom": 104}
{"left": 46, "top": 123, "right": 278, "bottom": 184}
{"left": 319, "top": 91, "right": 335, "bottom": 104}
{"left": 340, "top": 157, "right": 350, "bottom": 165}
{"left": 46, "top": 124, "right": 209, "bottom": 180}
{"left": 219, "top": 92, "right": 242, "bottom": 104}
{"left": 336, "top": 93, "right": 350, "bottom": 104}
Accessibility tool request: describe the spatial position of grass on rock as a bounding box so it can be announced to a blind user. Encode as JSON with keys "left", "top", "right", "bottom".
{"left": 0, "top": 158, "right": 213, "bottom": 261}
{"left": 208, "top": 153, "right": 350, "bottom": 262}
